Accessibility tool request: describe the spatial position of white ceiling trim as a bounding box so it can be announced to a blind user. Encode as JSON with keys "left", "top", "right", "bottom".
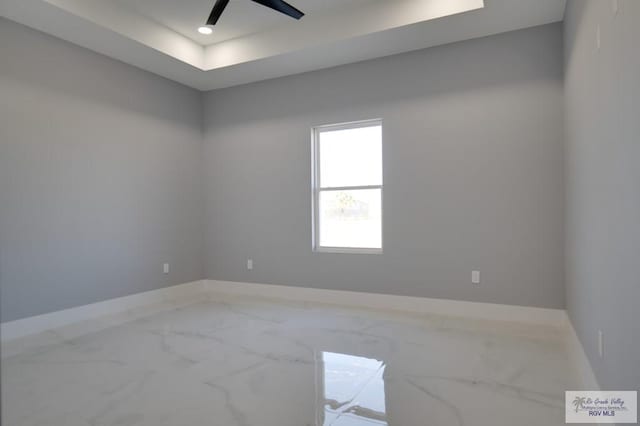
{"left": 2, "top": 0, "right": 204, "bottom": 67}
{"left": 1, "top": 0, "right": 565, "bottom": 91}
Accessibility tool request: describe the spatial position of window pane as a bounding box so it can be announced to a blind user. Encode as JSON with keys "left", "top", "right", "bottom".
{"left": 319, "top": 124, "right": 382, "bottom": 188}
{"left": 319, "top": 189, "right": 381, "bottom": 249}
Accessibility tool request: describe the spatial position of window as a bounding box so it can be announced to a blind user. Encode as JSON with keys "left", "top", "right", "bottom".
{"left": 312, "top": 119, "right": 383, "bottom": 253}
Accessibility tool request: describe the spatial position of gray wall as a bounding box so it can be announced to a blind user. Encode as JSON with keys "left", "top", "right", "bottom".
{"left": 564, "top": 1, "right": 640, "bottom": 390}
{"left": 0, "top": 20, "right": 568, "bottom": 322}
{"left": 203, "top": 24, "right": 565, "bottom": 309}
{"left": 0, "top": 19, "right": 205, "bottom": 322}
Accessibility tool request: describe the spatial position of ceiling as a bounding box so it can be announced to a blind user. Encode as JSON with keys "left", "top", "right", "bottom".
{"left": 111, "top": 0, "right": 377, "bottom": 46}
{"left": 0, "top": 0, "right": 566, "bottom": 91}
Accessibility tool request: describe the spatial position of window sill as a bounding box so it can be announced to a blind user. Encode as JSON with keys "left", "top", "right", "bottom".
{"left": 313, "top": 247, "right": 383, "bottom": 255}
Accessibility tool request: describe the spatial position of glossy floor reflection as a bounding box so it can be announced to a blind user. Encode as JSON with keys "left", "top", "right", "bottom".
{"left": 1, "top": 296, "right": 579, "bottom": 426}
{"left": 321, "top": 352, "right": 387, "bottom": 425}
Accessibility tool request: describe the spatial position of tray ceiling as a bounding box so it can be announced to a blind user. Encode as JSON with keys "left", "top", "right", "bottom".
{"left": 0, "top": 0, "right": 566, "bottom": 90}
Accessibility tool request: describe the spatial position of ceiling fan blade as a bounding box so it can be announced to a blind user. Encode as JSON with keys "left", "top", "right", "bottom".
{"left": 206, "top": 0, "right": 231, "bottom": 25}
{"left": 250, "top": 0, "right": 304, "bottom": 20}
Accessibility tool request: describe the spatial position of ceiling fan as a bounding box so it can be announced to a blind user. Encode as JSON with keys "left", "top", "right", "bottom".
{"left": 206, "top": 0, "right": 305, "bottom": 26}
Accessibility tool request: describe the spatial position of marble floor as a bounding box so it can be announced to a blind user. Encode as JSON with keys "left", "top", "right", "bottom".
{"left": 1, "top": 296, "right": 579, "bottom": 426}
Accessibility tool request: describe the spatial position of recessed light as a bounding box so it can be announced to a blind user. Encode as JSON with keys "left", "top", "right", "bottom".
{"left": 198, "top": 26, "right": 213, "bottom": 35}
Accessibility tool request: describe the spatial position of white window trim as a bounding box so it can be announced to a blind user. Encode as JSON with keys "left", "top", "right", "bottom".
{"left": 311, "top": 118, "right": 383, "bottom": 254}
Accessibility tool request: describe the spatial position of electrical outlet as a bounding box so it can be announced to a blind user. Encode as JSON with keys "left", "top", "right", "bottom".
{"left": 598, "top": 330, "right": 604, "bottom": 358}
{"left": 163, "top": 263, "right": 169, "bottom": 274}
{"left": 472, "top": 270, "right": 480, "bottom": 284}
{"left": 247, "top": 259, "right": 253, "bottom": 270}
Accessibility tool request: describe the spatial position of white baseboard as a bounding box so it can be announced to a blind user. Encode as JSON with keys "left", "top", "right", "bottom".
{"left": 564, "top": 312, "right": 601, "bottom": 390}
{"left": 1, "top": 280, "right": 207, "bottom": 342}
{"left": 1, "top": 278, "right": 572, "bottom": 341}
{"left": 205, "top": 280, "right": 568, "bottom": 328}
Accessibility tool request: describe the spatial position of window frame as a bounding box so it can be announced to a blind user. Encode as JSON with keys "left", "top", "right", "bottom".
{"left": 311, "top": 118, "right": 383, "bottom": 254}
